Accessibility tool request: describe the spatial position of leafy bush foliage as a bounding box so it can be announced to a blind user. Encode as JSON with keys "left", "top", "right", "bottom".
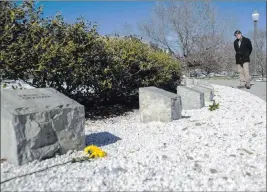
{"left": 209, "top": 100, "right": 220, "bottom": 111}
{"left": 0, "top": 1, "right": 181, "bottom": 118}
{"left": 103, "top": 36, "right": 180, "bottom": 104}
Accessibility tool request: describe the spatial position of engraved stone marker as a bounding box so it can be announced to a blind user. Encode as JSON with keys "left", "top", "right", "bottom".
{"left": 177, "top": 86, "right": 205, "bottom": 109}
{"left": 196, "top": 81, "right": 215, "bottom": 96}
{"left": 1, "top": 88, "right": 85, "bottom": 165}
{"left": 139, "top": 86, "right": 182, "bottom": 123}
{"left": 192, "top": 84, "right": 214, "bottom": 102}
{"left": 184, "top": 78, "right": 199, "bottom": 88}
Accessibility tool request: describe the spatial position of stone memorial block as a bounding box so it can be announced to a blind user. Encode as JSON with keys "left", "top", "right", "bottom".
{"left": 197, "top": 81, "right": 214, "bottom": 95}
{"left": 192, "top": 84, "right": 214, "bottom": 102}
{"left": 139, "top": 86, "right": 182, "bottom": 123}
{"left": 184, "top": 78, "right": 199, "bottom": 88}
{"left": 193, "top": 78, "right": 199, "bottom": 85}
{"left": 1, "top": 88, "right": 85, "bottom": 165}
{"left": 184, "top": 78, "right": 194, "bottom": 88}
{"left": 177, "top": 86, "right": 204, "bottom": 110}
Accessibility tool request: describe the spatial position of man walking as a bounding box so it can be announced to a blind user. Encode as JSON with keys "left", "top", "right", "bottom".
{"left": 234, "top": 30, "right": 253, "bottom": 89}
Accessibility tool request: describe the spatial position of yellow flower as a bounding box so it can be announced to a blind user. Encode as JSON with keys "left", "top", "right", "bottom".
{"left": 84, "top": 145, "right": 107, "bottom": 159}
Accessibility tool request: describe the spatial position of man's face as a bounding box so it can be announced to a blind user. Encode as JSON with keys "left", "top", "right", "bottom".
{"left": 235, "top": 33, "right": 242, "bottom": 39}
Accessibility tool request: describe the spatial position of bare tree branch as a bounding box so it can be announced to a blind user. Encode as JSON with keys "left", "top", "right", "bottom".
{"left": 139, "top": 0, "right": 238, "bottom": 74}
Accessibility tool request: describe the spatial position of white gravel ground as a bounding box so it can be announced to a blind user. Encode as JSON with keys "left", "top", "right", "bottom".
{"left": 1, "top": 85, "right": 266, "bottom": 191}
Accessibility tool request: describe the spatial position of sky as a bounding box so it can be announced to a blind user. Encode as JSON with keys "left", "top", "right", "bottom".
{"left": 38, "top": 1, "right": 266, "bottom": 41}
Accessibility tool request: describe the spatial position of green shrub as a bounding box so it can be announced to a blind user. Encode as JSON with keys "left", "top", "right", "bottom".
{"left": 1, "top": 1, "right": 111, "bottom": 116}
{"left": 104, "top": 36, "right": 180, "bottom": 94}
{"left": 0, "top": 1, "right": 181, "bottom": 119}
{"left": 146, "top": 47, "right": 181, "bottom": 92}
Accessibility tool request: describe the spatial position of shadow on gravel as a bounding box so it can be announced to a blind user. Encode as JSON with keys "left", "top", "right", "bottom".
{"left": 85, "top": 131, "right": 121, "bottom": 147}
{"left": 181, "top": 116, "right": 191, "bottom": 119}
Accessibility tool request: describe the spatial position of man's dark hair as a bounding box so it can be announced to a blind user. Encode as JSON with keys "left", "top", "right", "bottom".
{"left": 234, "top": 30, "right": 242, "bottom": 36}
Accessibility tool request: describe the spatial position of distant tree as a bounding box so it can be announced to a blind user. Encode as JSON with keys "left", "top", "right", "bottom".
{"left": 248, "top": 29, "right": 266, "bottom": 77}
{"left": 139, "top": 0, "right": 237, "bottom": 74}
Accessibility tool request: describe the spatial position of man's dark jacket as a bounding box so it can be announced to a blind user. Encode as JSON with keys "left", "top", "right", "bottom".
{"left": 234, "top": 36, "right": 253, "bottom": 64}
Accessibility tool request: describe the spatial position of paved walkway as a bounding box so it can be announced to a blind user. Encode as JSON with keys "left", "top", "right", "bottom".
{"left": 200, "top": 79, "right": 266, "bottom": 101}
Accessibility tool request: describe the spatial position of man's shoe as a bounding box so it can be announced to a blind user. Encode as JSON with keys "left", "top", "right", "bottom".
{"left": 245, "top": 83, "right": 251, "bottom": 89}
{"left": 237, "top": 85, "right": 245, "bottom": 89}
